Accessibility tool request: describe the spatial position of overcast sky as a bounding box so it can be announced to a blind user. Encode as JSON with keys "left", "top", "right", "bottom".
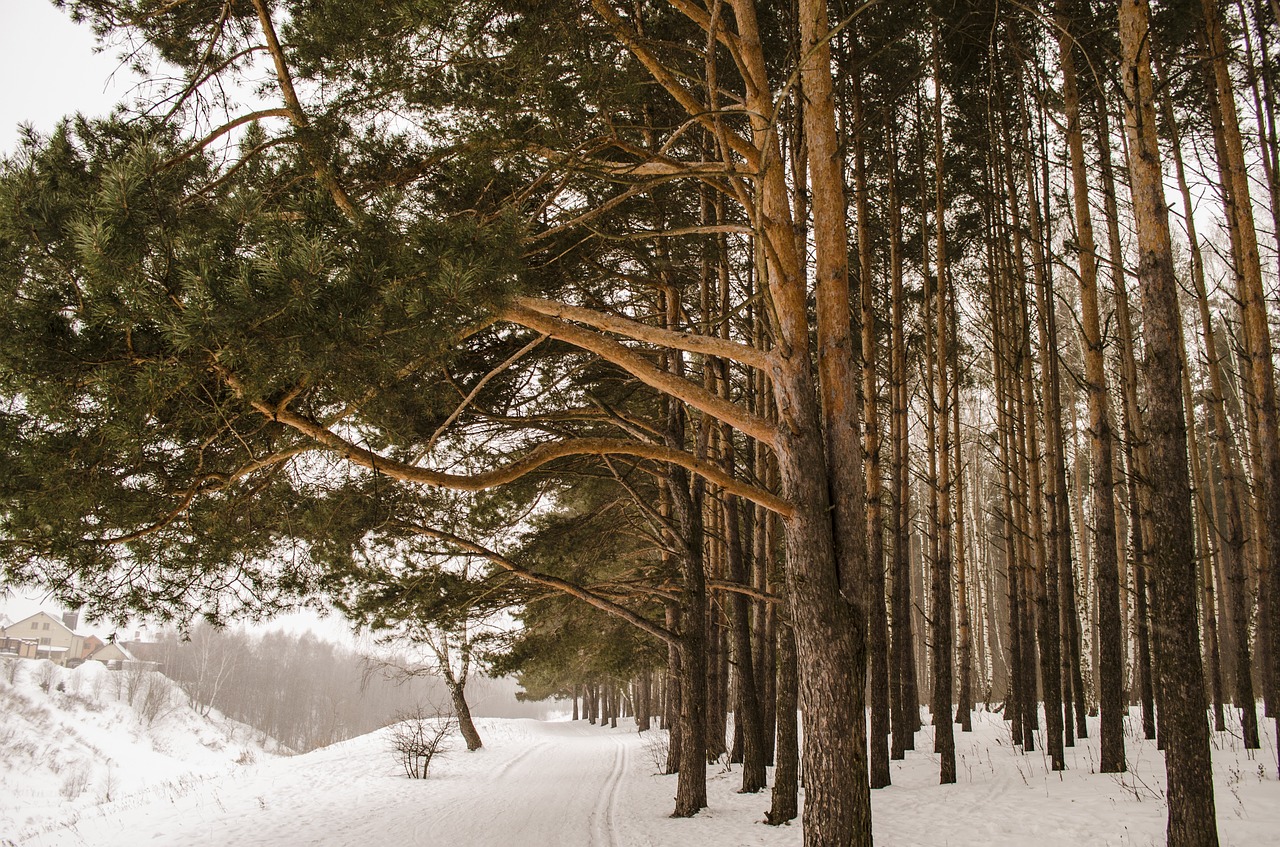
{"left": 0, "top": 1, "right": 137, "bottom": 151}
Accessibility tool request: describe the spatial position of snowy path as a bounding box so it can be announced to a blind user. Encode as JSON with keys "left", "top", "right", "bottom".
{"left": 383, "top": 722, "right": 636, "bottom": 847}
{"left": 17, "top": 719, "right": 658, "bottom": 847}
{"left": 14, "top": 712, "right": 1280, "bottom": 846}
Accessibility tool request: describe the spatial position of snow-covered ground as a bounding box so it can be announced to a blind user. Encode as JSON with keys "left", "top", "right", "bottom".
{"left": 0, "top": 658, "right": 281, "bottom": 845}
{"left": 4, "top": 666, "right": 1277, "bottom": 846}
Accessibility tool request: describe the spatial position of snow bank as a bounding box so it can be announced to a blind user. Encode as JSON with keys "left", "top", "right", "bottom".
{"left": 0, "top": 657, "right": 279, "bottom": 842}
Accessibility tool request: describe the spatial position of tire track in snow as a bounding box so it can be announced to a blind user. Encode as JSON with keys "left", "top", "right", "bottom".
{"left": 592, "top": 735, "right": 627, "bottom": 847}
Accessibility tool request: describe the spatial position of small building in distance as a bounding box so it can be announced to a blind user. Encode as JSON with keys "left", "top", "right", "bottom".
{"left": 87, "top": 641, "right": 137, "bottom": 669}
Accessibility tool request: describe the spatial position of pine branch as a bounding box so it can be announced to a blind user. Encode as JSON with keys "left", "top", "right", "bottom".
{"left": 217, "top": 364, "right": 791, "bottom": 515}
{"left": 395, "top": 522, "right": 678, "bottom": 646}
{"left": 500, "top": 301, "right": 780, "bottom": 448}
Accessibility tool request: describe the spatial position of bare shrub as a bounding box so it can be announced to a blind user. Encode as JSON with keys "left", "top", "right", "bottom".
{"left": 388, "top": 705, "right": 456, "bottom": 779}
{"left": 122, "top": 664, "right": 149, "bottom": 705}
{"left": 102, "top": 763, "right": 118, "bottom": 802}
{"left": 60, "top": 762, "right": 91, "bottom": 800}
{"left": 641, "top": 730, "right": 671, "bottom": 775}
{"left": 0, "top": 658, "right": 16, "bottom": 684}
{"left": 138, "top": 674, "right": 178, "bottom": 725}
{"left": 36, "top": 661, "right": 58, "bottom": 693}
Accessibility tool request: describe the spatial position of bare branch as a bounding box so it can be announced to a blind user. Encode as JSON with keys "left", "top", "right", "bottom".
{"left": 708, "top": 578, "right": 780, "bottom": 604}
{"left": 426, "top": 333, "right": 548, "bottom": 454}
{"left": 526, "top": 145, "right": 743, "bottom": 178}
{"left": 396, "top": 522, "right": 678, "bottom": 646}
{"left": 160, "top": 108, "right": 292, "bottom": 170}
{"left": 590, "top": 0, "right": 760, "bottom": 169}
{"left": 250, "top": 0, "right": 360, "bottom": 220}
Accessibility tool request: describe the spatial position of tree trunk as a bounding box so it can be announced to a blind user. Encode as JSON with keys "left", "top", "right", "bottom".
{"left": 1201, "top": 0, "right": 1280, "bottom": 738}
{"left": 1058, "top": 0, "right": 1126, "bottom": 772}
{"left": 448, "top": 680, "right": 483, "bottom": 752}
{"left": 662, "top": 2, "right": 872, "bottom": 841}
{"left": 669, "top": 469, "right": 708, "bottom": 816}
{"left": 854, "top": 54, "right": 892, "bottom": 790}
{"left": 723, "top": 468, "right": 766, "bottom": 791}
{"left": 952, "top": 288, "right": 973, "bottom": 733}
{"left": 1120, "top": 2, "right": 1221, "bottom": 842}
{"left": 998, "top": 84, "right": 1064, "bottom": 767}
{"left": 766, "top": 618, "right": 799, "bottom": 826}
{"left": 930, "top": 22, "right": 957, "bottom": 782}
{"left": 665, "top": 604, "right": 682, "bottom": 775}
{"left": 888, "top": 136, "right": 916, "bottom": 761}
{"left": 637, "top": 671, "right": 651, "bottom": 731}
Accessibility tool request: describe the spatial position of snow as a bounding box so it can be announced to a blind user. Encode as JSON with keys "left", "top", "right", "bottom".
{"left": 3, "top": 666, "right": 1277, "bottom": 846}
{"left": 0, "top": 659, "right": 281, "bottom": 844}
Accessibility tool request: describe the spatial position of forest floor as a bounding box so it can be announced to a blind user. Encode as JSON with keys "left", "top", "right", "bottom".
{"left": 7, "top": 674, "right": 1278, "bottom": 846}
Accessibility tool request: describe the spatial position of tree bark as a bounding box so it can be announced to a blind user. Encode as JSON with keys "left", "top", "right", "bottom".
{"left": 1120, "top": 2, "right": 1222, "bottom": 842}
{"left": 1059, "top": 0, "right": 1126, "bottom": 772}
{"left": 766, "top": 618, "right": 799, "bottom": 825}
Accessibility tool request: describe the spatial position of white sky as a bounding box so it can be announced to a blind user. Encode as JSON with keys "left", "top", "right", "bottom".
{"left": 0, "top": 0, "right": 137, "bottom": 151}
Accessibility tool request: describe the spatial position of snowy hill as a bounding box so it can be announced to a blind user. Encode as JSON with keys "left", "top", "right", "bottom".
{"left": 5, "top": 698, "right": 1278, "bottom": 847}
{"left": 0, "top": 658, "right": 282, "bottom": 843}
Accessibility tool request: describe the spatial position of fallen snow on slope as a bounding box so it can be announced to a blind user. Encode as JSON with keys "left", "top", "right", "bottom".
{"left": 6, "top": 688, "right": 1278, "bottom": 846}
{"left": 0, "top": 659, "right": 280, "bottom": 844}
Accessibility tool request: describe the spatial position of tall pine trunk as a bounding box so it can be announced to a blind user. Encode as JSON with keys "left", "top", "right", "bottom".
{"left": 1120, "top": 1, "right": 1221, "bottom": 841}
{"left": 1058, "top": 0, "right": 1126, "bottom": 772}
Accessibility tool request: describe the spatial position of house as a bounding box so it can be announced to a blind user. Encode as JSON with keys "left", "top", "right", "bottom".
{"left": 0, "top": 612, "right": 39, "bottom": 658}
{"left": 87, "top": 641, "right": 138, "bottom": 669}
{"left": 80, "top": 634, "right": 105, "bottom": 660}
{"left": 0, "top": 611, "right": 85, "bottom": 667}
{"left": 87, "top": 641, "right": 162, "bottom": 672}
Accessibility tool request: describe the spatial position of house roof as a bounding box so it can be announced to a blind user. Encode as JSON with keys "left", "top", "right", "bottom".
{"left": 6, "top": 611, "right": 76, "bottom": 637}
{"left": 89, "top": 642, "right": 138, "bottom": 662}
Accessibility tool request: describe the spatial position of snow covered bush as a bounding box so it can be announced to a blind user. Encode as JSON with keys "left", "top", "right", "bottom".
{"left": 388, "top": 706, "right": 456, "bottom": 779}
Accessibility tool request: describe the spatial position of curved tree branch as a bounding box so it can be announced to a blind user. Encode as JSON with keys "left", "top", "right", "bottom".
{"left": 499, "top": 302, "right": 780, "bottom": 448}
{"left": 215, "top": 367, "right": 793, "bottom": 516}
{"left": 514, "top": 295, "right": 775, "bottom": 372}
{"left": 395, "top": 522, "right": 678, "bottom": 646}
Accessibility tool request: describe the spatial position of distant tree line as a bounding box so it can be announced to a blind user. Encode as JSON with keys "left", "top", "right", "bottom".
{"left": 135, "top": 624, "right": 545, "bottom": 752}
